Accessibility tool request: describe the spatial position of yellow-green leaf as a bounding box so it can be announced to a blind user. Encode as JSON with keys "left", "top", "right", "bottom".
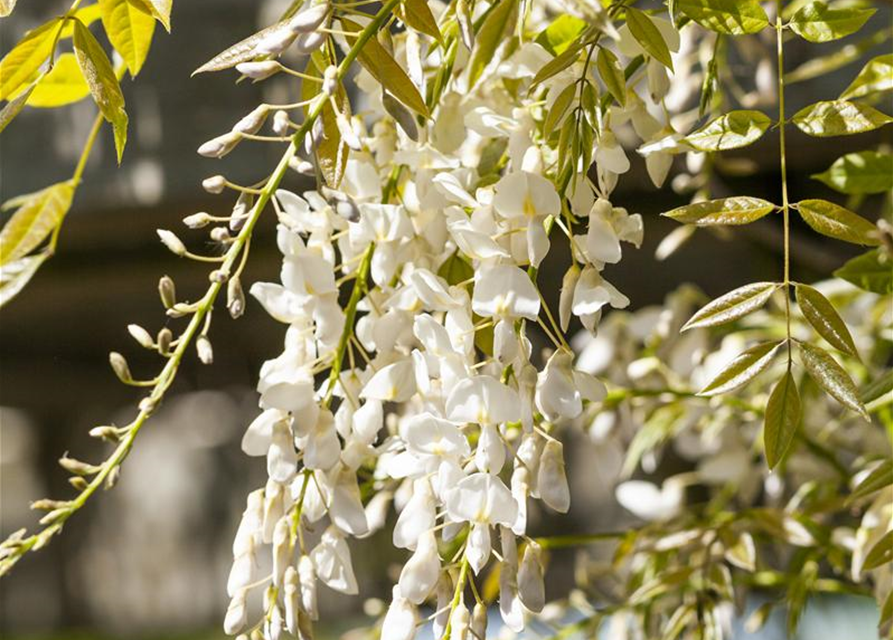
{"left": 531, "top": 36, "right": 587, "bottom": 87}
{"left": 791, "top": 99, "right": 893, "bottom": 137}
{"left": 401, "top": 0, "right": 442, "bottom": 44}
{"left": 863, "top": 530, "right": 893, "bottom": 571}
{"left": 788, "top": 29, "right": 890, "bottom": 84}
{"left": 840, "top": 53, "right": 893, "bottom": 99}
{"left": 0, "top": 182, "right": 74, "bottom": 266}
{"left": 129, "top": 0, "right": 171, "bottom": 32}
{"left": 72, "top": 19, "right": 128, "bottom": 163}
{"left": 99, "top": 0, "right": 156, "bottom": 76}
{"left": 663, "top": 196, "right": 776, "bottom": 226}
{"left": 0, "top": 252, "right": 50, "bottom": 309}
{"left": 799, "top": 341, "right": 868, "bottom": 419}
{"left": 764, "top": 370, "right": 800, "bottom": 469}
{"left": 812, "top": 151, "right": 893, "bottom": 195}
{"left": 794, "top": 283, "right": 858, "bottom": 358}
{"left": 302, "top": 52, "right": 349, "bottom": 188}
{"left": 341, "top": 17, "right": 428, "bottom": 117}
{"left": 0, "top": 18, "right": 61, "bottom": 100}
{"left": 535, "top": 14, "right": 587, "bottom": 56}
{"left": 597, "top": 47, "right": 626, "bottom": 107}
{"left": 796, "top": 199, "right": 879, "bottom": 246}
{"left": 26, "top": 53, "right": 91, "bottom": 108}
{"left": 466, "top": 0, "right": 519, "bottom": 88}
{"left": 0, "top": 76, "right": 39, "bottom": 134}
{"left": 789, "top": 2, "right": 875, "bottom": 44}
{"left": 677, "top": 0, "right": 769, "bottom": 35}
{"left": 834, "top": 249, "right": 892, "bottom": 294}
{"left": 684, "top": 110, "right": 772, "bottom": 151}
{"left": 847, "top": 459, "right": 892, "bottom": 505}
{"left": 625, "top": 7, "right": 673, "bottom": 71}
{"left": 699, "top": 340, "right": 783, "bottom": 396}
{"left": 683, "top": 282, "right": 779, "bottom": 330}
{"left": 544, "top": 82, "right": 575, "bottom": 138}
{"left": 59, "top": 5, "right": 103, "bottom": 39}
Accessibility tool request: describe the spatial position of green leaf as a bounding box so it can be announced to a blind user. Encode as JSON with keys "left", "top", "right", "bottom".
{"left": 834, "top": 249, "right": 892, "bottom": 294}
{"left": 684, "top": 110, "right": 772, "bottom": 151}
{"left": 682, "top": 282, "right": 779, "bottom": 330}
{"left": 25, "top": 53, "right": 91, "bottom": 108}
{"left": 192, "top": 20, "right": 289, "bottom": 75}
{"left": 341, "top": 17, "right": 429, "bottom": 117}
{"left": 597, "top": 47, "right": 626, "bottom": 107}
{"left": 862, "top": 530, "right": 893, "bottom": 571}
{"left": 789, "top": 2, "right": 875, "bottom": 44}
{"left": 535, "top": 15, "right": 587, "bottom": 56}
{"left": 699, "top": 340, "right": 784, "bottom": 396}
{"left": 764, "top": 370, "right": 801, "bottom": 469}
{"left": 662, "top": 196, "right": 776, "bottom": 226}
{"left": 0, "top": 18, "right": 61, "bottom": 100}
{"left": 794, "top": 283, "right": 859, "bottom": 359}
{"left": 625, "top": 7, "right": 673, "bottom": 71}
{"left": 60, "top": 5, "right": 103, "bottom": 39}
{"left": 543, "top": 82, "right": 575, "bottom": 138}
{"left": 812, "top": 151, "right": 893, "bottom": 195}
{"left": 861, "top": 370, "right": 893, "bottom": 405}
{"left": 466, "top": 0, "right": 519, "bottom": 88}
{"left": 0, "top": 252, "right": 50, "bottom": 309}
{"left": 302, "top": 52, "right": 349, "bottom": 188}
{"left": 438, "top": 250, "right": 474, "bottom": 286}
{"left": 0, "top": 182, "right": 74, "bottom": 266}
{"left": 99, "top": 0, "right": 156, "bottom": 76}
{"left": 840, "top": 53, "right": 893, "bottom": 99}
{"left": 799, "top": 341, "right": 868, "bottom": 419}
{"left": 0, "top": 76, "right": 39, "bottom": 134}
{"left": 72, "top": 20, "right": 129, "bottom": 163}
{"left": 796, "top": 199, "right": 879, "bottom": 246}
{"left": 788, "top": 29, "right": 891, "bottom": 84}
{"left": 677, "top": 0, "right": 769, "bottom": 35}
{"left": 847, "top": 458, "right": 893, "bottom": 504}
{"left": 791, "top": 99, "right": 893, "bottom": 137}
{"left": 400, "top": 0, "right": 443, "bottom": 44}
{"left": 129, "top": 0, "right": 171, "bottom": 32}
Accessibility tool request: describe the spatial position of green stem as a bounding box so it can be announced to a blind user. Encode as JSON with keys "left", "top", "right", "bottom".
{"left": 440, "top": 556, "right": 470, "bottom": 640}
{"left": 535, "top": 531, "right": 627, "bottom": 549}
{"left": 775, "top": 2, "right": 792, "bottom": 365}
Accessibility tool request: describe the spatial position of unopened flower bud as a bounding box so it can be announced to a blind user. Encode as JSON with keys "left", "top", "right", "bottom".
{"left": 210, "top": 269, "right": 228, "bottom": 283}
{"left": 138, "top": 396, "right": 157, "bottom": 413}
{"left": 127, "top": 324, "right": 154, "bottom": 348}
{"left": 236, "top": 60, "right": 281, "bottom": 81}
{"left": 233, "top": 105, "right": 270, "bottom": 135}
{"left": 158, "top": 275, "right": 176, "bottom": 308}
{"left": 89, "top": 425, "right": 122, "bottom": 441}
{"left": 295, "top": 30, "right": 325, "bottom": 54}
{"left": 224, "top": 590, "right": 247, "bottom": 635}
{"left": 517, "top": 541, "right": 545, "bottom": 612}
{"left": 69, "top": 476, "right": 89, "bottom": 491}
{"left": 256, "top": 28, "right": 297, "bottom": 56}
{"left": 228, "top": 277, "right": 246, "bottom": 319}
{"left": 322, "top": 65, "right": 338, "bottom": 96}
{"left": 288, "top": 3, "right": 329, "bottom": 34}
{"left": 105, "top": 465, "right": 121, "bottom": 489}
{"left": 167, "top": 302, "right": 195, "bottom": 318}
{"left": 272, "top": 110, "right": 291, "bottom": 137}
{"left": 471, "top": 602, "right": 487, "bottom": 638}
{"left": 288, "top": 157, "right": 315, "bottom": 175}
{"left": 31, "top": 498, "right": 67, "bottom": 511}
{"left": 538, "top": 439, "right": 570, "bottom": 513}
{"left": 211, "top": 226, "right": 232, "bottom": 243}
{"left": 59, "top": 454, "right": 100, "bottom": 476}
{"left": 203, "top": 175, "right": 227, "bottom": 194}
{"left": 157, "top": 328, "right": 172, "bottom": 354}
{"left": 231, "top": 192, "right": 253, "bottom": 232}
{"left": 109, "top": 351, "right": 132, "bottom": 383}
{"left": 39, "top": 508, "right": 68, "bottom": 526}
{"left": 197, "top": 131, "right": 242, "bottom": 158}
{"left": 335, "top": 110, "right": 362, "bottom": 151}
{"left": 157, "top": 229, "right": 187, "bottom": 256}
{"left": 298, "top": 555, "right": 318, "bottom": 619}
{"left": 197, "top": 335, "right": 214, "bottom": 365}
{"left": 283, "top": 566, "right": 299, "bottom": 634}
{"left": 449, "top": 600, "right": 470, "bottom": 640}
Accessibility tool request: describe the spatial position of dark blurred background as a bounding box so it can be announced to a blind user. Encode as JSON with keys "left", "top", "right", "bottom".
{"left": 1, "top": 1, "right": 890, "bottom": 637}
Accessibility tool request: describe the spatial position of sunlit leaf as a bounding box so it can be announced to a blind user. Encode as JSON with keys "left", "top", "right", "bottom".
{"left": 544, "top": 82, "right": 575, "bottom": 138}
{"left": 531, "top": 35, "right": 588, "bottom": 87}
{"left": 682, "top": 282, "right": 779, "bottom": 330}
{"left": 789, "top": 2, "right": 875, "bottom": 44}
{"left": 834, "top": 249, "right": 892, "bottom": 294}
{"left": 129, "top": 0, "right": 171, "bottom": 32}
{"left": 791, "top": 99, "right": 893, "bottom": 137}
{"left": 847, "top": 458, "right": 893, "bottom": 504}
{"left": 466, "top": 0, "right": 519, "bottom": 88}
{"left": 302, "top": 52, "right": 349, "bottom": 188}
{"left": 72, "top": 19, "right": 128, "bottom": 163}
{"left": 699, "top": 340, "right": 783, "bottom": 396}
{"left": 0, "top": 18, "right": 61, "bottom": 100}
{"left": 625, "top": 7, "right": 673, "bottom": 71}
{"left": 684, "top": 110, "right": 772, "bottom": 151}
{"left": 788, "top": 29, "right": 890, "bottom": 84}
{"left": 863, "top": 530, "right": 893, "bottom": 571}
{"left": 764, "top": 370, "right": 801, "bottom": 469}
{"left": 99, "top": 0, "right": 156, "bottom": 76}
{"left": 799, "top": 341, "right": 868, "bottom": 419}
{"left": 0, "top": 182, "right": 74, "bottom": 266}
{"left": 0, "top": 76, "right": 38, "bottom": 134}
{"left": 812, "top": 151, "right": 893, "bottom": 194}
{"left": 0, "top": 252, "right": 50, "bottom": 309}
{"left": 400, "top": 0, "right": 443, "bottom": 44}
{"left": 341, "top": 17, "right": 429, "bottom": 117}
{"left": 840, "top": 53, "right": 893, "bottom": 99}
{"left": 677, "top": 0, "right": 769, "bottom": 35}
{"left": 25, "top": 53, "right": 90, "bottom": 108}
{"left": 796, "top": 199, "right": 879, "bottom": 246}
{"left": 663, "top": 196, "right": 776, "bottom": 226}
{"left": 535, "top": 14, "right": 587, "bottom": 56}
{"left": 724, "top": 531, "right": 756, "bottom": 572}
{"left": 794, "top": 283, "right": 859, "bottom": 359}
{"left": 59, "top": 5, "right": 103, "bottom": 39}
{"left": 861, "top": 370, "right": 893, "bottom": 405}
{"left": 192, "top": 21, "right": 288, "bottom": 75}
{"left": 597, "top": 47, "right": 626, "bottom": 107}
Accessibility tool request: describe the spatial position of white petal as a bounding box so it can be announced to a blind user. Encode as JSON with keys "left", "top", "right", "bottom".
{"left": 472, "top": 264, "right": 540, "bottom": 320}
